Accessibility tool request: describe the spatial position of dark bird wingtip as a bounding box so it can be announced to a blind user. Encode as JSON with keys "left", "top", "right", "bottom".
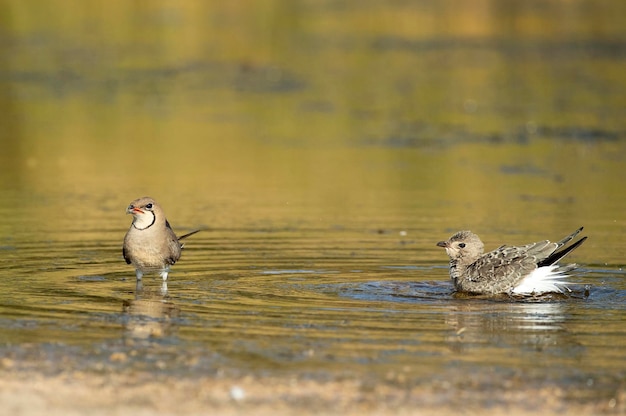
{"left": 177, "top": 229, "right": 203, "bottom": 241}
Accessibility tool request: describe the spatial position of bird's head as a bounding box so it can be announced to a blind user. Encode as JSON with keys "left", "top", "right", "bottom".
{"left": 127, "top": 197, "right": 160, "bottom": 230}
{"left": 436, "top": 230, "right": 484, "bottom": 263}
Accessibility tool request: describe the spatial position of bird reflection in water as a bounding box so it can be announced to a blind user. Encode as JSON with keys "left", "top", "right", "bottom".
{"left": 444, "top": 300, "right": 585, "bottom": 358}
{"left": 122, "top": 281, "right": 180, "bottom": 340}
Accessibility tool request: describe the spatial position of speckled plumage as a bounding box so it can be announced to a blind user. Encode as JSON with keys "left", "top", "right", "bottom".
{"left": 437, "top": 227, "right": 587, "bottom": 295}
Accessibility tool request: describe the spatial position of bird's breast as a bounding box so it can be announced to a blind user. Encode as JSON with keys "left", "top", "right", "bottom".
{"left": 124, "top": 226, "right": 179, "bottom": 270}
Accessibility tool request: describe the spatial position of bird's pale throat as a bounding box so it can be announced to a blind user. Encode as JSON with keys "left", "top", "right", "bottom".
{"left": 132, "top": 211, "right": 156, "bottom": 230}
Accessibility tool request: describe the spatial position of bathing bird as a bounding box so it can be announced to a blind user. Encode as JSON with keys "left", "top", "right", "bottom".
{"left": 436, "top": 227, "right": 587, "bottom": 295}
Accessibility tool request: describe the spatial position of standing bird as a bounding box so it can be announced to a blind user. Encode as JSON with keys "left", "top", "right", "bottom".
{"left": 436, "top": 227, "right": 587, "bottom": 296}
{"left": 123, "top": 197, "right": 200, "bottom": 289}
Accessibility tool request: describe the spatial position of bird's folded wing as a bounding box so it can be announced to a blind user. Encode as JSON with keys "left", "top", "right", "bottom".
{"left": 165, "top": 236, "right": 183, "bottom": 265}
{"left": 466, "top": 241, "right": 554, "bottom": 284}
{"left": 122, "top": 246, "right": 132, "bottom": 265}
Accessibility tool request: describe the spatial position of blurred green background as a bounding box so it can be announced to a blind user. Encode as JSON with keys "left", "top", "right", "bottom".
{"left": 0, "top": 0, "right": 624, "bottom": 259}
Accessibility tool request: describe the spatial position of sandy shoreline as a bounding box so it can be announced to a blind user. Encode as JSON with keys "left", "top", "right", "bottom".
{"left": 1, "top": 370, "right": 621, "bottom": 416}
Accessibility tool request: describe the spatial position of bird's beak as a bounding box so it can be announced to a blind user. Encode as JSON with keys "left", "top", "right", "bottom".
{"left": 127, "top": 206, "right": 144, "bottom": 215}
{"left": 436, "top": 241, "right": 448, "bottom": 248}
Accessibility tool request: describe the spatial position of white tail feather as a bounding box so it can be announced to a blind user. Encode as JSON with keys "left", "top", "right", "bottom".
{"left": 512, "top": 265, "right": 572, "bottom": 295}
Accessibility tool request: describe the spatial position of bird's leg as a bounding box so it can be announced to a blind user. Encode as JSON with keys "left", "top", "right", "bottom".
{"left": 160, "top": 269, "right": 169, "bottom": 281}
{"left": 135, "top": 269, "right": 143, "bottom": 280}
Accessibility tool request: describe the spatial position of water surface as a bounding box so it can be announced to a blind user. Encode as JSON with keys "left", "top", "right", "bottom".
{"left": 0, "top": 1, "right": 625, "bottom": 414}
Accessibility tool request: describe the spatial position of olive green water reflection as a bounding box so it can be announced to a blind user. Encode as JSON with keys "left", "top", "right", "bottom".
{"left": 0, "top": 0, "right": 625, "bottom": 413}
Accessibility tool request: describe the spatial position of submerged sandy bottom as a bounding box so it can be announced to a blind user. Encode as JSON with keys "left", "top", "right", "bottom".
{"left": 1, "top": 370, "right": 621, "bottom": 416}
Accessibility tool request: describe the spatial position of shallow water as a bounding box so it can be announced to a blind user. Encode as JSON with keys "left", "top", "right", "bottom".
{"left": 1, "top": 0, "right": 625, "bottom": 413}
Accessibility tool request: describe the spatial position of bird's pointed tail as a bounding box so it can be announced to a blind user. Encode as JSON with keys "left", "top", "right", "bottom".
{"left": 538, "top": 227, "right": 587, "bottom": 267}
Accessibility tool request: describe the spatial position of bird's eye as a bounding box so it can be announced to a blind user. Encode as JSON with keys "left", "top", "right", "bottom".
{"left": 145, "top": 203, "right": 153, "bottom": 209}
{"left": 458, "top": 243, "right": 466, "bottom": 248}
